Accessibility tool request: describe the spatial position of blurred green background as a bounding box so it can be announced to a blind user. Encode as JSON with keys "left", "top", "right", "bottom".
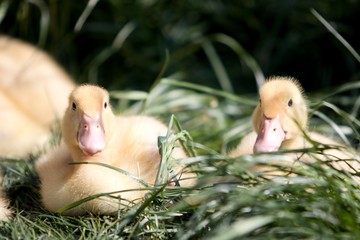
{"left": 1, "top": 0, "right": 359, "bottom": 94}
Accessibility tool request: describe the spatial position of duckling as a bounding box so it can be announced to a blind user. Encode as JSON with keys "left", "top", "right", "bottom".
{"left": 229, "top": 76, "right": 359, "bottom": 178}
{"left": 0, "top": 175, "right": 11, "bottom": 221}
{"left": 0, "top": 35, "right": 76, "bottom": 157}
{"left": 36, "top": 84, "right": 194, "bottom": 215}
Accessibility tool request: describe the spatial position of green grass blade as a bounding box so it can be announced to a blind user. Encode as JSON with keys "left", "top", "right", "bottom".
{"left": 0, "top": 0, "right": 10, "bottom": 24}
{"left": 161, "top": 78, "right": 257, "bottom": 105}
{"left": 74, "top": 0, "right": 100, "bottom": 32}
{"left": 28, "top": 0, "right": 50, "bottom": 47}
{"left": 110, "top": 90, "right": 148, "bottom": 101}
{"left": 55, "top": 189, "right": 145, "bottom": 214}
{"left": 114, "top": 184, "right": 167, "bottom": 233}
{"left": 155, "top": 114, "right": 196, "bottom": 186}
{"left": 202, "top": 40, "right": 234, "bottom": 93}
{"left": 207, "top": 33, "right": 265, "bottom": 89}
{"left": 88, "top": 21, "right": 135, "bottom": 83}
{"left": 311, "top": 8, "right": 360, "bottom": 64}
{"left": 210, "top": 216, "right": 274, "bottom": 240}
{"left": 69, "top": 161, "right": 150, "bottom": 187}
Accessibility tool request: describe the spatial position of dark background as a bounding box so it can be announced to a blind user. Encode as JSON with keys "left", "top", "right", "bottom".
{"left": 1, "top": 0, "right": 359, "bottom": 94}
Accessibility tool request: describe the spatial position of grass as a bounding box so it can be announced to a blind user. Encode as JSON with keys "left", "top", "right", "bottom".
{"left": 1, "top": 1, "right": 360, "bottom": 239}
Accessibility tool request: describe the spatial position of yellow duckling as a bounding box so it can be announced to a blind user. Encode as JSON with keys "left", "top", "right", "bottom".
{"left": 0, "top": 35, "right": 76, "bottom": 157}
{"left": 36, "top": 84, "right": 194, "bottom": 215}
{"left": 229, "top": 76, "right": 359, "bottom": 178}
{"left": 0, "top": 175, "right": 11, "bottom": 221}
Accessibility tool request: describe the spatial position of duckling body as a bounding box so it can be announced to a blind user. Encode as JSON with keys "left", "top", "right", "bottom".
{"left": 36, "top": 85, "right": 193, "bottom": 215}
{"left": 229, "top": 77, "right": 359, "bottom": 177}
{"left": 0, "top": 175, "right": 11, "bottom": 221}
{"left": 0, "top": 35, "right": 76, "bottom": 157}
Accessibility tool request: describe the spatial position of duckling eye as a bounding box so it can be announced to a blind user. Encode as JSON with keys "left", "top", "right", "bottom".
{"left": 288, "top": 99, "right": 293, "bottom": 107}
{"left": 259, "top": 99, "right": 262, "bottom": 105}
{"left": 72, "top": 102, "right": 77, "bottom": 111}
{"left": 104, "top": 102, "right": 108, "bottom": 109}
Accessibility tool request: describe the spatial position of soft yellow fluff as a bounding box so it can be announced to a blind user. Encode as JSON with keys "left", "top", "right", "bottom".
{"left": 229, "top": 76, "right": 359, "bottom": 179}
{"left": 0, "top": 35, "right": 76, "bottom": 157}
{"left": 36, "top": 85, "right": 194, "bottom": 215}
{"left": 0, "top": 175, "right": 11, "bottom": 221}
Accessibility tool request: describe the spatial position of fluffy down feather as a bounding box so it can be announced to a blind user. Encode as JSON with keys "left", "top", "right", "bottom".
{"left": 36, "top": 84, "right": 194, "bottom": 215}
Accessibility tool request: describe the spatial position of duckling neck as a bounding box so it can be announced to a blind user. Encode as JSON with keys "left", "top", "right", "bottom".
{"left": 68, "top": 146, "right": 108, "bottom": 163}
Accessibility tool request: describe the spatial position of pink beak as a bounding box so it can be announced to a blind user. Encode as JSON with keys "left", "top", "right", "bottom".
{"left": 253, "top": 114, "right": 286, "bottom": 153}
{"left": 78, "top": 113, "right": 106, "bottom": 156}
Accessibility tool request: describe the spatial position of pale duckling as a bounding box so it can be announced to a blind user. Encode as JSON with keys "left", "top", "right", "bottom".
{"left": 0, "top": 175, "right": 11, "bottom": 221}
{"left": 36, "top": 84, "right": 194, "bottom": 215}
{"left": 0, "top": 35, "right": 76, "bottom": 157}
{"left": 229, "top": 76, "right": 359, "bottom": 178}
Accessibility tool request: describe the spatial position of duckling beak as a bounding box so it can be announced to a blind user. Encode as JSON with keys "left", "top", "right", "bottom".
{"left": 78, "top": 113, "right": 106, "bottom": 156}
{"left": 253, "top": 114, "right": 286, "bottom": 153}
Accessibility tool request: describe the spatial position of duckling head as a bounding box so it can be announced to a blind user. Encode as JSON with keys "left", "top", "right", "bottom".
{"left": 62, "top": 84, "right": 116, "bottom": 156}
{"left": 252, "top": 76, "right": 308, "bottom": 153}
